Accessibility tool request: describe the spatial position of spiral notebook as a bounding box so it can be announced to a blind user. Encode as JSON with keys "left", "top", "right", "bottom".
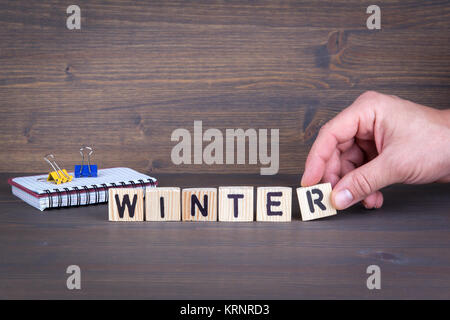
{"left": 8, "top": 167, "right": 157, "bottom": 211}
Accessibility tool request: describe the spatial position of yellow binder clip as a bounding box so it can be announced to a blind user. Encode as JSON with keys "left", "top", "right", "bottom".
{"left": 44, "top": 154, "right": 73, "bottom": 184}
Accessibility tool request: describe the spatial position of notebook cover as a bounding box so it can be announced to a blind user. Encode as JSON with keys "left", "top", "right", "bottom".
{"left": 8, "top": 167, "right": 158, "bottom": 199}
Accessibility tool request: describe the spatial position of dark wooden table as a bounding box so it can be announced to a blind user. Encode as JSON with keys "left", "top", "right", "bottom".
{"left": 0, "top": 173, "right": 449, "bottom": 299}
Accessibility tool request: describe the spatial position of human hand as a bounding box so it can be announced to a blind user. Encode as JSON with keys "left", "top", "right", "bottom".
{"left": 301, "top": 91, "right": 450, "bottom": 210}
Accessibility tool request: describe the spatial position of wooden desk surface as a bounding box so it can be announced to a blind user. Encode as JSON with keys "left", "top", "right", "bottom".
{"left": 0, "top": 173, "right": 449, "bottom": 299}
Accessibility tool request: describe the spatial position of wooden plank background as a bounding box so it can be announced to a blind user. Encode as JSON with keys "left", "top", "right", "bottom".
{"left": 0, "top": 0, "right": 449, "bottom": 174}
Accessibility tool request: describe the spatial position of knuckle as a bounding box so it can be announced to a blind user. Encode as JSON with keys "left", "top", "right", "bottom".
{"left": 354, "top": 90, "right": 394, "bottom": 116}
{"left": 358, "top": 90, "right": 385, "bottom": 109}
{"left": 360, "top": 90, "right": 381, "bottom": 101}
{"left": 351, "top": 172, "right": 375, "bottom": 197}
{"left": 318, "top": 121, "right": 331, "bottom": 135}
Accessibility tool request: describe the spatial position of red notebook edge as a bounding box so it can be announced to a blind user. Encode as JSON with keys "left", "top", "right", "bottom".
{"left": 7, "top": 176, "right": 158, "bottom": 199}
{"left": 8, "top": 177, "right": 43, "bottom": 198}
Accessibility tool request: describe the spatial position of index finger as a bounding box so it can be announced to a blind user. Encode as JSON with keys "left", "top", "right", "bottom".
{"left": 301, "top": 96, "right": 376, "bottom": 186}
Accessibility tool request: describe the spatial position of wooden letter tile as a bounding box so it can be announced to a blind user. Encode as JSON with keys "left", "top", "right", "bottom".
{"left": 182, "top": 188, "right": 217, "bottom": 221}
{"left": 296, "top": 183, "right": 337, "bottom": 221}
{"left": 108, "top": 188, "right": 144, "bottom": 221}
{"left": 218, "top": 186, "right": 254, "bottom": 222}
{"left": 256, "top": 187, "right": 292, "bottom": 222}
{"left": 146, "top": 187, "right": 181, "bottom": 221}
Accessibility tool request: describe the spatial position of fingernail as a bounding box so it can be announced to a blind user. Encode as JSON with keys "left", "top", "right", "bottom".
{"left": 333, "top": 189, "right": 353, "bottom": 209}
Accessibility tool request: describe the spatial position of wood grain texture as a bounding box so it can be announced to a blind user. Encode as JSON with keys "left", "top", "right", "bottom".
{"left": 218, "top": 186, "right": 254, "bottom": 222}
{"left": 108, "top": 188, "right": 144, "bottom": 221}
{"left": 145, "top": 187, "right": 180, "bottom": 221}
{"left": 297, "top": 183, "right": 337, "bottom": 221}
{"left": 182, "top": 187, "right": 217, "bottom": 221}
{"left": 0, "top": 173, "right": 450, "bottom": 299}
{"left": 256, "top": 187, "right": 292, "bottom": 222}
{"left": 0, "top": 1, "right": 449, "bottom": 174}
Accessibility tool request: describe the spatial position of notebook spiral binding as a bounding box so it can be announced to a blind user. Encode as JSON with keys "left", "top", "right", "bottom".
{"left": 101, "top": 183, "right": 108, "bottom": 201}
{"left": 42, "top": 178, "right": 156, "bottom": 208}
{"left": 92, "top": 184, "right": 99, "bottom": 204}
{"left": 64, "top": 187, "right": 71, "bottom": 207}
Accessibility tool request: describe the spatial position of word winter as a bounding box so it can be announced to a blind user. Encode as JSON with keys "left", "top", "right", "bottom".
{"left": 108, "top": 183, "right": 337, "bottom": 222}
{"left": 171, "top": 121, "right": 279, "bottom": 175}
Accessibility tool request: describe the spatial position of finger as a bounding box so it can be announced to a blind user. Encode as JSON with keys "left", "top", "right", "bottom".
{"left": 340, "top": 144, "right": 384, "bottom": 209}
{"left": 301, "top": 97, "right": 377, "bottom": 187}
{"left": 340, "top": 160, "right": 356, "bottom": 179}
{"left": 341, "top": 143, "right": 365, "bottom": 168}
{"left": 362, "top": 191, "right": 384, "bottom": 209}
{"left": 337, "top": 138, "right": 355, "bottom": 153}
{"left": 323, "top": 172, "right": 340, "bottom": 187}
{"left": 437, "top": 173, "right": 450, "bottom": 183}
{"left": 331, "top": 154, "right": 395, "bottom": 210}
{"left": 323, "top": 149, "right": 341, "bottom": 187}
{"left": 340, "top": 150, "right": 380, "bottom": 209}
{"left": 356, "top": 138, "right": 379, "bottom": 161}
{"left": 339, "top": 144, "right": 363, "bottom": 181}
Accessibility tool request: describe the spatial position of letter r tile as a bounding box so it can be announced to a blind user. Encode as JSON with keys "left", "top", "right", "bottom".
{"left": 296, "top": 183, "right": 337, "bottom": 221}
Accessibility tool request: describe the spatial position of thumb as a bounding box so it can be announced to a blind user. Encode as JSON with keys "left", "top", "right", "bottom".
{"left": 332, "top": 155, "right": 395, "bottom": 210}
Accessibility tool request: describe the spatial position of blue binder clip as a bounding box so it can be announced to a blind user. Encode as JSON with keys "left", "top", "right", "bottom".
{"left": 75, "top": 146, "right": 98, "bottom": 178}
